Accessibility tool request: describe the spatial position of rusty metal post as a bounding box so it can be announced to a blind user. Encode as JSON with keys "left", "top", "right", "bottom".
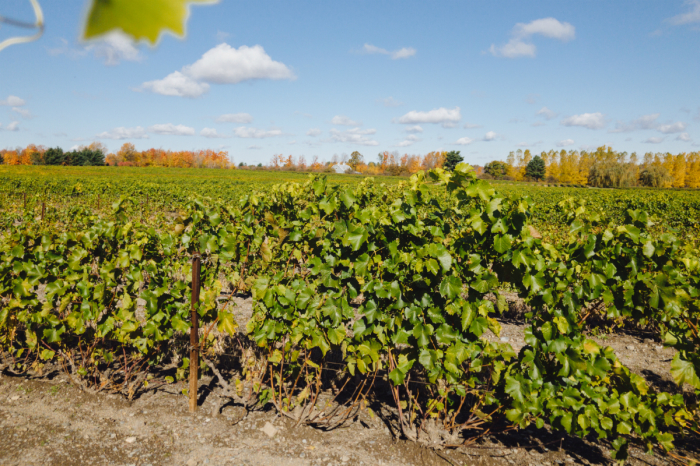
{"left": 189, "top": 253, "right": 202, "bottom": 412}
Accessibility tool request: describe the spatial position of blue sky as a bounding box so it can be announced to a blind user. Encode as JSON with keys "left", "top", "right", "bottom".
{"left": 1, "top": 0, "right": 699, "bottom": 165}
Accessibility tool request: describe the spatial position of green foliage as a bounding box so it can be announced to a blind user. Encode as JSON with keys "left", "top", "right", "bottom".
{"left": 639, "top": 165, "right": 673, "bottom": 188}
{"left": 84, "top": 0, "right": 217, "bottom": 44}
{"left": 525, "top": 156, "right": 545, "bottom": 181}
{"left": 0, "top": 163, "right": 699, "bottom": 461}
{"left": 443, "top": 151, "right": 464, "bottom": 172}
{"left": 588, "top": 160, "right": 637, "bottom": 188}
{"left": 484, "top": 160, "right": 508, "bottom": 179}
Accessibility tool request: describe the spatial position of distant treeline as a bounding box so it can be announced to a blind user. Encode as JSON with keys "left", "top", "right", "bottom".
{"left": 1, "top": 143, "right": 105, "bottom": 166}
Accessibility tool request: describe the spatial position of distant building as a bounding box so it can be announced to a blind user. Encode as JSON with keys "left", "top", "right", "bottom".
{"left": 331, "top": 163, "right": 352, "bottom": 174}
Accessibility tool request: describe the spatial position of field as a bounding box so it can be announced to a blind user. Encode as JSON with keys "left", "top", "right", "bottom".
{"left": 2, "top": 165, "right": 700, "bottom": 465}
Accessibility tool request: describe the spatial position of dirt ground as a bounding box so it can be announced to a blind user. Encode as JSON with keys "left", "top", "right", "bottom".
{"left": 1, "top": 297, "right": 697, "bottom": 466}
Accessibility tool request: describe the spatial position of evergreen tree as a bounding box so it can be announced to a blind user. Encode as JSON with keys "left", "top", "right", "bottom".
{"left": 525, "top": 155, "right": 546, "bottom": 181}
{"left": 44, "top": 147, "right": 65, "bottom": 165}
{"left": 443, "top": 150, "right": 463, "bottom": 171}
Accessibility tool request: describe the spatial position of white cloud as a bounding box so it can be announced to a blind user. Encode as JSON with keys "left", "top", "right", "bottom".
{"left": 483, "top": 131, "right": 498, "bottom": 141}
{"left": 536, "top": 106, "right": 557, "bottom": 120}
{"left": 391, "top": 47, "right": 417, "bottom": 59}
{"left": 489, "top": 40, "right": 536, "bottom": 58}
{"left": 677, "top": 133, "right": 691, "bottom": 142}
{"left": 331, "top": 115, "right": 362, "bottom": 126}
{"left": 148, "top": 123, "right": 195, "bottom": 136}
{"left": 1, "top": 121, "right": 20, "bottom": 132}
{"left": 561, "top": 112, "right": 606, "bottom": 129}
{"left": 0, "top": 95, "right": 25, "bottom": 106}
{"left": 463, "top": 122, "right": 482, "bottom": 129}
{"left": 397, "top": 106, "right": 461, "bottom": 127}
{"left": 531, "top": 121, "right": 546, "bottom": 127}
{"left": 216, "top": 113, "right": 253, "bottom": 124}
{"left": 86, "top": 32, "right": 143, "bottom": 66}
{"left": 140, "top": 71, "right": 210, "bottom": 98}
{"left": 657, "top": 121, "right": 687, "bottom": 134}
{"left": 306, "top": 128, "right": 322, "bottom": 137}
{"left": 200, "top": 128, "right": 229, "bottom": 138}
{"left": 378, "top": 97, "right": 403, "bottom": 107}
{"left": 185, "top": 44, "right": 295, "bottom": 83}
{"left": 667, "top": 0, "right": 700, "bottom": 25}
{"left": 12, "top": 107, "right": 32, "bottom": 119}
{"left": 97, "top": 126, "right": 148, "bottom": 140}
{"left": 360, "top": 43, "right": 416, "bottom": 60}
{"left": 517, "top": 140, "right": 543, "bottom": 148}
{"left": 139, "top": 43, "right": 294, "bottom": 98}
{"left": 397, "top": 134, "right": 421, "bottom": 147}
{"left": 644, "top": 137, "right": 665, "bottom": 144}
{"left": 556, "top": 139, "right": 575, "bottom": 147}
{"left": 234, "top": 126, "right": 283, "bottom": 138}
{"left": 329, "top": 127, "right": 379, "bottom": 146}
{"left": 489, "top": 17, "right": 575, "bottom": 58}
{"left": 406, "top": 125, "right": 423, "bottom": 133}
{"left": 514, "top": 18, "right": 576, "bottom": 40}
{"left": 610, "top": 113, "right": 660, "bottom": 133}
{"left": 248, "top": 145, "right": 262, "bottom": 150}
{"left": 455, "top": 137, "right": 473, "bottom": 145}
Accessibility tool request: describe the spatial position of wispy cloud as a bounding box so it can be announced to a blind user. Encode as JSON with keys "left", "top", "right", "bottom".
{"left": 536, "top": 106, "right": 558, "bottom": 120}
{"left": 378, "top": 97, "right": 403, "bottom": 107}
{"left": 359, "top": 44, "right": 416, "bottom": 60}
{"left": 667, "top": 0, "right": 700, "bottom": 25}
{"left": 97, "top": 126, "right": 148, "bottom": 140}
{"left": 148, "top": 124, "right": 195, "bottom": 136}
{"left": 331, "top": 115, "right": 362, "bottom": 126}
{"left": 200, "top": 128, "right": 229, "bottom": 138}
{"left": 234, "top": 126, "right": 284, "bottom": 138}
{"left": 556, "top": 139, "right": 575, "bottom": 147}
{"left": 216, "top": 113, "right": 253, "bottom": 124}
{"left": 609, "top": 114, "right": 660, "bottom": 133}
{"left": 329, "top": 127, "right": 378, "bottom": 146}
{"left": 489, "top": 18, "right": 575, "bottom": 58}
{"left": 396, "top": 107, "right": 461, "bottom": 128}
{"left": 561, "top": 112, "right": 606, "bottom": 130}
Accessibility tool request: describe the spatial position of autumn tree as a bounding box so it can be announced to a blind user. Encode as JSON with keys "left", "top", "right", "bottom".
{"left": 349, "top": 151, "right": 363, "bottom": 171}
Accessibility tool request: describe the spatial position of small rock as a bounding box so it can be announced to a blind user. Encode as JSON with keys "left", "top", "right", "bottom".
{"left": 654, "top": 345, "right": 663, "bottom": 351}
{"left": 110, "top": 433, "right": 116, "bottom": 439}
{"left": 186, "top": 459, "right": 198, "bottom": 466}
{"left": 625, "top": 345, "right": 635, "bottom": 351}
{"left": 341, "top": 456, "right": 350, "bottom": 462}
{"left": 125, "top": 437, "right": 136, "bottom": 444}
{"left": 262, "top": 422, "right": 278, "bottom": 439}
{"left": 302, "top": 439, "right": 307, "bottom": 444}
{"left": 9, "top": 395, "right": 19, "bottom": 401}
{"left": 500, "top": 337, "right": 510, "bottom": 342}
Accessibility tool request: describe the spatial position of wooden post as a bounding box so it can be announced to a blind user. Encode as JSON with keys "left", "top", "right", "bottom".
{"left": 23, "top": 193, "right": 27, "bottom": 209}
{"left": 189, "top": 253, "right": 202, "bottom": 412}
{"left": 41, "top": 202, "right": 45, "bottom": 221}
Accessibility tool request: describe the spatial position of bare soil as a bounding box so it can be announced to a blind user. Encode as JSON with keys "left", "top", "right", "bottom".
{"left": 1, "top": 296, "right": 697, "bottom": 466}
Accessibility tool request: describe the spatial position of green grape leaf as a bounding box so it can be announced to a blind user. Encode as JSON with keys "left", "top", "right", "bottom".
{"left": 670, "top": 354, "right": 700, "bottom": 389}
{"left": 84, "top": 0, "right": 217, "bottom": 44}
